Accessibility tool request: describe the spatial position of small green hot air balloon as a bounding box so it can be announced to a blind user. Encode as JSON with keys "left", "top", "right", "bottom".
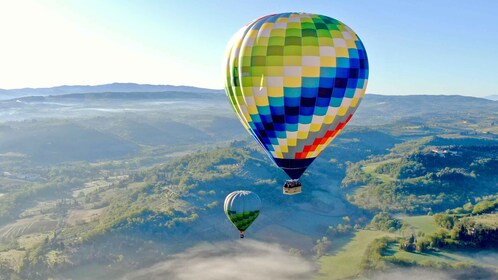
{"left": 224, "top": 190, "right": 261, "bottom": 238}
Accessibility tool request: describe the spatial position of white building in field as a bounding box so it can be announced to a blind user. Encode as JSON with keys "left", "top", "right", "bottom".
{"left": 431, "top": 148, "right": 461, "bottom": 157}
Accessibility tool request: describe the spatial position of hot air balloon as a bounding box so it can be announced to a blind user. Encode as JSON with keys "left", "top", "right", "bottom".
{"left": 224, "top": 13, "right": 369, "bottom": 194}
{"left": 224, "top": 190, "right": 261, "bottom": 238}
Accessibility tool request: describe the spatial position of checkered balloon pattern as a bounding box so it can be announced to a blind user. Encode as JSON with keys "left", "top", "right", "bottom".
{"left": 225, "top": 13, "right": 369, "bottom": 179}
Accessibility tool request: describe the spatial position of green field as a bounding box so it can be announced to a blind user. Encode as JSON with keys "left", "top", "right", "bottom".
{"left": 400, "top": 215, "right": 440, "bottom": 235}
{"left": 0, "top": 92, "right": 496, "bottom": 279}
{"left": 386, "top": 242, "right": 468, "bottom": 263}
{"left": 0, "top": 216, "right": 58, "bottom": 241}
{"left": 385, "top": 243, "right": 498, "bottom": 270}
{"left": 316, "top": 215, "right": 497, "bottom": 280}
{"left": 361, "top": 159, "right": 400, "bottom": 183}
{"left": 316, "top": 230, "right": 390, "bottom": 280}
{"left": 382, "top": 214, "right": 498, "bottom": 271}
{"left": 17, "top": 233, "right": 52, "bottom": 250}
{"left": 473, "top": 213, "right": 498, "bottom": 227}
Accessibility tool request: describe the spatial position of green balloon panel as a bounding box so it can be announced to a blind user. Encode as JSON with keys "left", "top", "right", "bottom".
{"left": 224, "top": 191, "right": 261, "bottom": 232}
{"left": 226, "top": 210, "right": 260, "bottom": 231}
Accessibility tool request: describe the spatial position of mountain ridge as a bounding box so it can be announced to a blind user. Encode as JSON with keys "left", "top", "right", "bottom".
{"left": 2, "top": 90, "right": 496, "bottom": 104}
{"left": 0, "top": 82, "right": 224, "bottom": 100}
{"left": 485, "top": 94, "right": 498, "bottom": 101}
{"left": 1, "top": 83, "right": 496, "bottom": 102}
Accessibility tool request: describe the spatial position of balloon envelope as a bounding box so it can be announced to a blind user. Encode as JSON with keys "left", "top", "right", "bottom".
{"left": 224, "top": 12, "right": 369, "bottom": 179}
{"left": 224, "top": 190, "right": 261, "bottom": 235}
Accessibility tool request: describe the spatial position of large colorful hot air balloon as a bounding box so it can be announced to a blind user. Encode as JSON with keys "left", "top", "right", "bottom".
{"left": 224, "top": 12, "right": 369, "bottom": 194}
{"left": 224, "top": 190, "right": 261, "bottom": 238}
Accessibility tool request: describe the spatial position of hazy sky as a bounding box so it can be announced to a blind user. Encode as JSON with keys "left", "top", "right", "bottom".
{"left": 0, "top": 0, "right": 497, "bottom": 96}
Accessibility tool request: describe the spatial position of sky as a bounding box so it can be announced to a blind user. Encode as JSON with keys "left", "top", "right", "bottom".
{"left": 0, "top": 0, "right": 497, "bottom": 97}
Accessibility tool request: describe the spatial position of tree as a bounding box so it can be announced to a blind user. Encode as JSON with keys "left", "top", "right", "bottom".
{"left": 472, "top": 199, "right": 498, "bottom": 215}
{"left": 434, "top": 214, "right": 456, "bottom": 229}
{"left": 415, "top": 239, "right": 429, "bottom": 252}
{"left": 409, "top": 234, "right": 415, "bottom": 244}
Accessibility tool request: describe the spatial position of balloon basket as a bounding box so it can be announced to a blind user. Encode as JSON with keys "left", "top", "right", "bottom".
{"left": 283, "top": 180, "right": 302, "bottom": 195}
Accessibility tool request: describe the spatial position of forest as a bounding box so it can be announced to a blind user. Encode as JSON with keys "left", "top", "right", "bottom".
{"left": 0, "top": 91, "right": 497, "bottom": 279}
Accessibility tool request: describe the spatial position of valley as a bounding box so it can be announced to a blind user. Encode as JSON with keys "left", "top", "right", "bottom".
{"left": 0, "top": 89, "right": 496, "bottom": 279}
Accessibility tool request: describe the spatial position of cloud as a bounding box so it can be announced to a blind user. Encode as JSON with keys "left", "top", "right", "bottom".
{"left": 121, "top": 240, "right": 314, "bottom": 280}
{"left": 121, "top": 241, "right": 497, "bottom": 280}
{"left": 365, "top": 264, "right": 497, "bottom": 280}
{"left": 464, "top": 251, "right": 498, "bottom": 267}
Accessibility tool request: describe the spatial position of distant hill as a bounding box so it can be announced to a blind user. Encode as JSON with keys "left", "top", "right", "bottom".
{"left": 2, "top": 90, "right": 496, "bottom": 131}
{"left": 351, "top": 94, "right": 497, "bottom": 126}
{"left": 15, "top": 90, "right": 226, "bottom": 102}
{"left": 0, "top": 83, "right": 224, "bottom": 100}
{"left": 0, "top": 84, "right": 497, "bottom": 279}
{"left": 360, "top": 94, "right": 496, "bottom": 115}
{"left": 7, "top": 90, "right": 496, "bottom": 107}
{"left": 485, "top": 95, "right": 498, "bottom": 101}
{"left": 0, "top": 122, "right": 140, "bottom": 164}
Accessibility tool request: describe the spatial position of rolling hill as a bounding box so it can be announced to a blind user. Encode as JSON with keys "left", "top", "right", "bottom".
{"left": 0, "top": 88, "right": 497, "bottom": 279}
{"left": 0, "top": 83, "right": 224, "bottom": 100}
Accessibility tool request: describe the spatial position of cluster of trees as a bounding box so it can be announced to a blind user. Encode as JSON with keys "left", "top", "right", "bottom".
{"left": 446, "top": 197, "right": 498, "bottom": 215}
{"left": 471, "top": 199, "right": 498, "bottom": 215}
{"left": 401, "top": 214, "right": 498, "bottom": 254}
{"left": 319, "top": 129, "right": 400, "bottom": 173}
{"left": 0, "top": 177, "right": 84, "bottom": 224}
{"left": 361, "top": 235, "right": 497, "bottom": 277}
{"left": 434, "top": 214, "right": 457, "bottom": 229}
{"left": 326, "top": 216, "right": 364, "bottom": 237}
{"left": 342, "top": 144, "right": 498, "bottom": 214}
{"left": 0, "top": 233, "right": 68, "bottom": 280}
{"left": 368, "top": 212, "right": 402, "bottom": 232}
{"left": 374, "top": 159, "right": 426, "bottom": 179}
{"left": 450, "top": 215, "right": 498, "bottom": 248}
{"left": 80, "top": 181, "right": 198, "bottom": 241}
{"left": 398, "top": 233, "right": 439, "bottom": 253}
{"left": 107, "top": 209, "right": 191, "bottom": 234}
{"left": 361, "top": 237, "right": 392, "bottom": 271}
{"left": 341, "top": 162, "right": 374, "bottom": 188}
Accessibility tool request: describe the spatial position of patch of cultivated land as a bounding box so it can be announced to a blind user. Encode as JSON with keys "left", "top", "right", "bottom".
{"left": 473, "top": 213, "right": 498, "bottom": 227}
{"left": 71, "top": 180, "right": 110, "bottom": 198}
{"left": 71, "top": 176, "right": 129, "bottom": 198}
{"left": 315, "top": 230, "right": 391, "bottom": 280}
{"left": 0, "top": 216, "right": 58, "bottom": 241}
{"left": 19, "top": 201, "right": 57, "bottom": 218}
{"left": 66, "top": 208, "right": 107, "bottom": 226}
{"left": 17, "top": 232, "right": 52, "bottom": 249}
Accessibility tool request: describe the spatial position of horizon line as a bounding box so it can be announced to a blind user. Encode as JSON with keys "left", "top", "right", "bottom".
{"left": 0, "top": 82, "right": 496, "bottom": 98}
